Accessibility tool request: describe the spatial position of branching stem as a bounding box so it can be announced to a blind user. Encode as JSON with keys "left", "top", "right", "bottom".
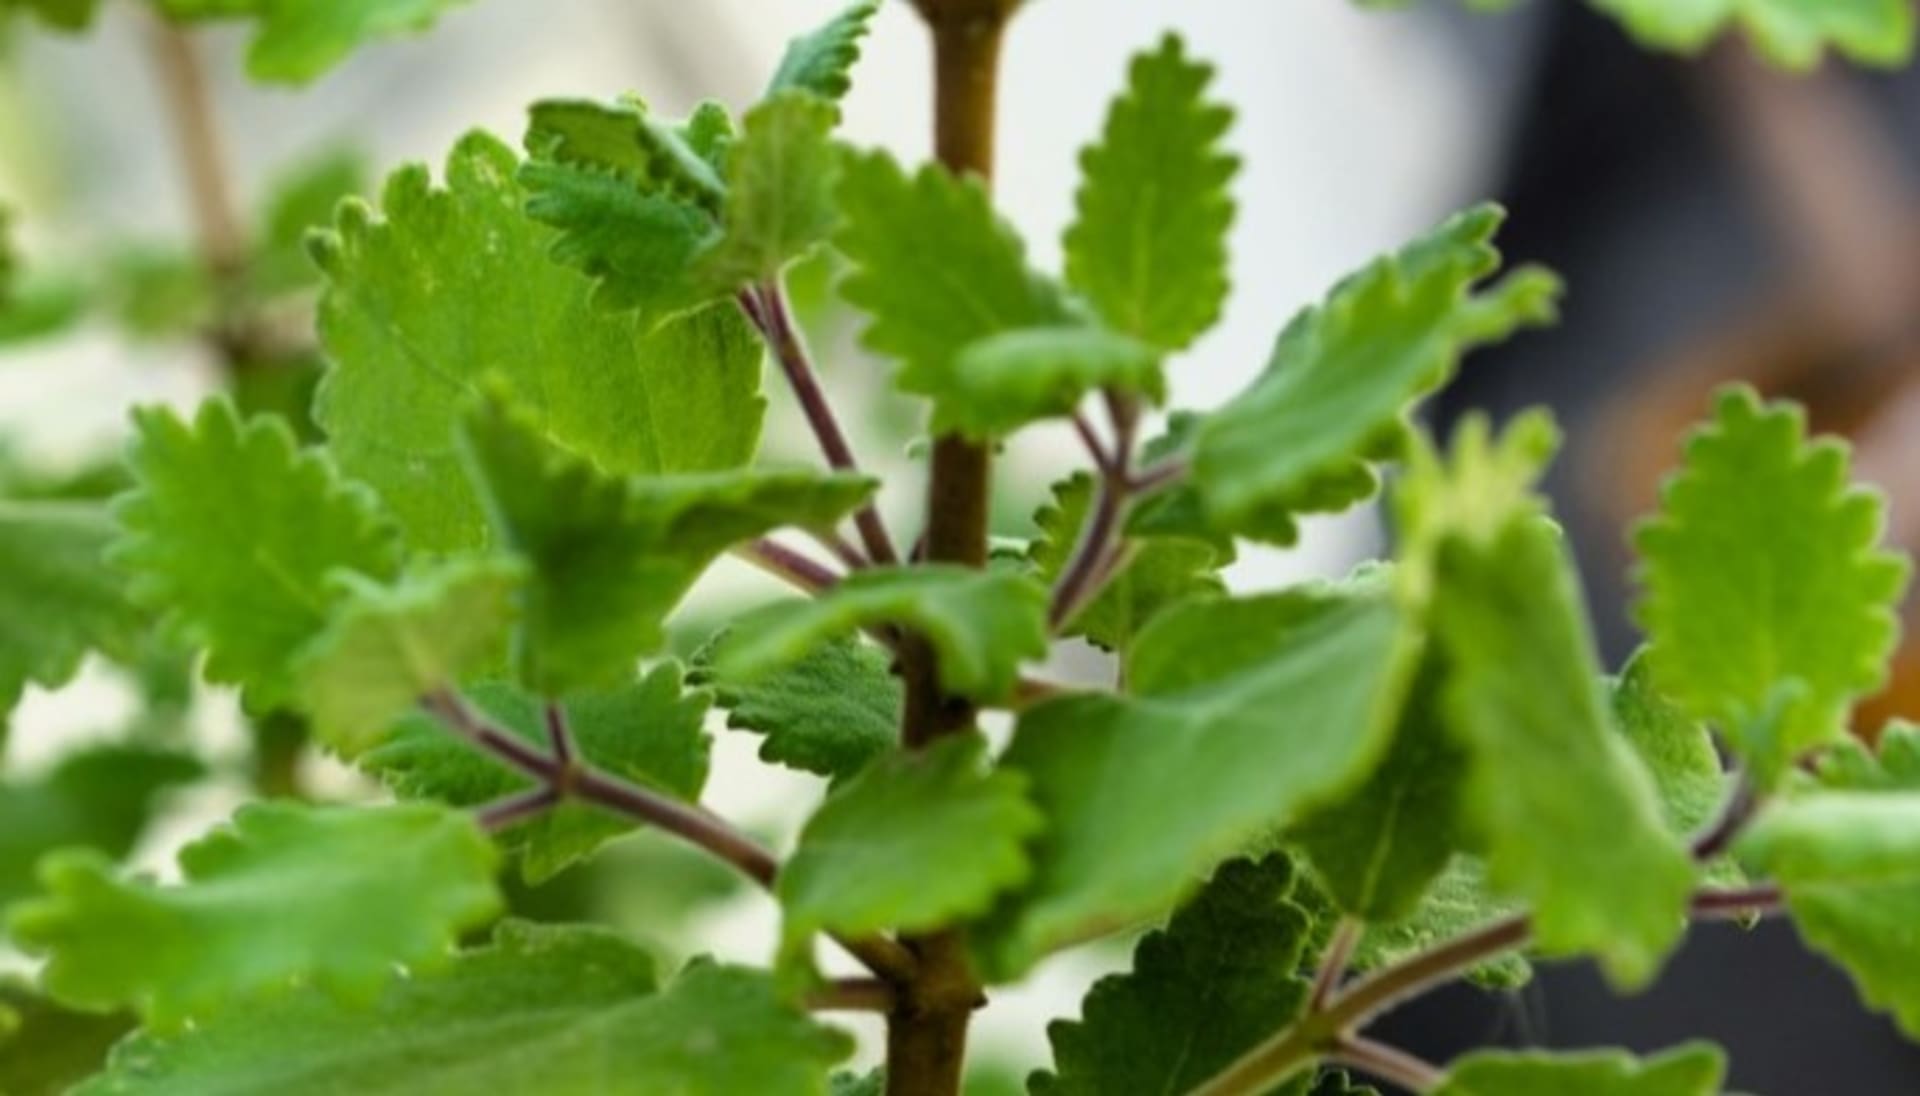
{"left": 1309, "top": 917, "right": 1362, "bottom": 1010}
{"left": 806, "top": 978, "right": 900, "bottom": 1014}
{"left": 733, "top": 537, "right": 844, "bottom": 594}
{"left": 1050, "top": 394, "right": 1140, "bottom": 630}
{"left": 1329, "top": 1035, "right": 1445, "bottom": 1093}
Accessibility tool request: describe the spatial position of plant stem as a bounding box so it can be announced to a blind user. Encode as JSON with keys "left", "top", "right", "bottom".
{"left": 733, "top": 537, "right": 843, "bottom": 594}
{"left": 1690, "top": 772, "right": 1757, "bottom": 860}
{"left": 806, "top": 978, "right": 899, "bottom": 1014}
{"left": 476, "top": 786, "right": 562, "bottom": 832}
{"left": 742, "top": 283, "right": 899, "bottom": 565}
{"left": 144, "top": 16, "right": 245, "bottom": 279}
{"left": 1310, "top": 917, "right": 1363, "bottom": 1010}
{"left": 1129, "top": 456, "right": 1188, "bottom": 496}
{"left": 1330, "top": 1036, "right": 1445, "bottom": 1093}
{"left": 1050, "top": 395, "right": 1139, "bottom": 630}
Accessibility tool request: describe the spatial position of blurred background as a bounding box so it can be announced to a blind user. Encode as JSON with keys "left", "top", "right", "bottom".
{"left": 0, "top": 0, "right": 1916, "bottom": 1091}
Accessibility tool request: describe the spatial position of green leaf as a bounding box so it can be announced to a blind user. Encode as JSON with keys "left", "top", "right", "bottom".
{"left": 768, "top": 0, "right": 878, "bottom": 102}
{"left": 1292, "top": 654, "right": 1467, "bottom": 922}
{"left": 1434, "top": 1044, "right": 1726, "bottom": 1095}
{"left": 1737, "top": 725, "right": 1920, "bottom": 1037}
{"left": 311, "top": 131, "right": 763, "bottom": 552}
{"left": 153, "top": 0, "right": 473, "bottom": 84}
{"left": 458, "top": 390, "right": 875, "bottom": 694}
{"left": 75, "top": 920, "right": 853, "bottom": 1095}
{"left": 977, "top": 576, "right": 1417, "bottom": 979}
{"left": 363, "top": 666, "right": 711, "bottom": 884}
{"left": 1028, "top": 471, "right": 1224, "bottom": 652}
{"left": 0, "top": 980, "right": 131, "bottom": 1096}
{"left": 690, "top": 629, "right": 898, "bottom": 782}
{"left": 834, "top": 149, "right": 1071, "bottom": 410}
{"left": 0, "top": 745, "right": 202, "bottom": 909}
{"left": 525, "top": 98, "right": 726, "bottom": 213}
{"left": 1404, "top": 415, "right": 1693, "bottom": 987}
{"left": 1064, "top": 34, "right": 1237, "bottom": 351}
{"left": 1633, "top": 386, "right": 1908, "bottom": 783}
{"left": 0, "top": 207, "right": 15, "bottom": 300}
{"left": 250, "top": 148, "right": 366, "bottom": 296}
{"left": 1032, "top": 855, "right": 1313, "bottom": 1096}
{"left": 113, "top": 399, "right": 400, "bottom": 710}
{"left": 717, "top": 567, "right": 1048, "bottom": 702}
{"left": 780, "top": 735, "right": 1040, "bottom": 955}
{"left": 695, "top": 92, "right": 842, "bottom": 292}
{"left": 10, "top": 801, "right": 500, "bottom": 1030}
{"left": 1586, "top": 0, "right": 1914, "bottom": 70}
{"left": 1193, "top": 205, "right": 1560, "bottom": 535}
{"left": 294, "top": 556, "right": 522, "bottom": 758}
{"left": 1, "top": 0, "right": 98, "bottom": 31}
{"left": 1611, "top": 651, "right": 1742, "bottom": 886}
{"left": 0, "top": 502, "right": 145, "bottom": 721}
{"left": 1349, "top": 859, "right": 1530, "bottom": 989}
{"left": 935, "top": 327, "right": 1165, "bottom": 440}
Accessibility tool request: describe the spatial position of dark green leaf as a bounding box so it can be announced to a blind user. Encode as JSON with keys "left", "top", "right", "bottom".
{"left": 691, "top": 629, "right": 898, "bottom": 782}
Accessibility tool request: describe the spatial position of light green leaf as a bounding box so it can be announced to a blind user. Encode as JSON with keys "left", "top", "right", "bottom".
{"left": 1435, "top": 1044, "right": 1726, "bottom": 1096}
{"left": 154, "top": 0, "right": 473, "bottom": 84}
{"left": 1587, "top": 0, "right": 1914, "bottom": 70}
{"left": 834, "top": 148, "right": 1071, "bottom": 409}
{"left": 363, "top": 666, "right": 710, "bottom": 884}
{"left": 112, "top": 399, "right": 400, "bottom": 710}
{"left": 716, "top": 567, "right": 1048, "bottom": 702}
{"left": 1738, "top": 724, "right": 1920, "bottom": 1037}
{"left": 1611, "top": 651, "right": 1743, "bottom": 886}
{"left": 768, "top": 0, "right": 878, "bottom": 102}
{"left": 1064, "top": 34, "right": 1237, "bottom": 351}
{"left": 1633, "top": 386, "right": 1908, "bottom": 783}
{"left": 1193, "top": 205, "right": 1560, "bottom": 534}
{"left": 2, "top": 0, "right": 98, "bottom": 31}
{"left": 294, "top": 556, "right": 521, "bottom": 758}
{"left": 458, "top": 391, "right": 875, "bottom": 694}
{"left": 780, "top": 735, "right": 1040, "bottom": 954}
{"left": 0, "top": 502, "right": 145, "bottom": 722}
{"left": 0, "top": 745, "right": 202, "bottom": 909}
{"left": 1028, "top": 471, "right": 1224, "bottom": 652}
{"left": 311, "top": 131, "right": 763, "bottom": 552}
{"left": 1405, "top": 415, "right": 1694, "bottom": 987}
{"left": 1032, "top": 855, "right": 1312, "bottom": 1096}
{"left": 936, "top": 327, "right": 1165, "bottom": 440}
{"left": 525, "top": 98, "right": 725, "bottom": 213}
{"left": 977, "top": 577, "right": 1417, "bottom": 979}
{"left": 76, "top": 920, "right": 852, "bottom": 1095}
{"left": 690, "top": 630, "right": 898, "bottom": 782}
{"left": 696, "top": 92, "right": 842, "bottom": 292}
{"left": 10, "top": 801, "right": 500, "bottom": 1030}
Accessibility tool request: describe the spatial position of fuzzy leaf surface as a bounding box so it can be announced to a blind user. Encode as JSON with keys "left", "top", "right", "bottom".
{"left": 311, "top": 132, "right": 762, "bottom": 551}
{"left": 1032, "top": 856, "right": 1312, "bottom": 1096}
{"left": 363, "top": 667, "right": 710, "bottom": 883}
{"left": 977, "top": 578, "right": 1416, "bottom": 979}
{"left": 1634, "top": 386, "right": 1908, "bottom": 782}
{"left": 1064, "top": 34, "right": 1237, "bottom": 351}
{"left": 691, "top": 630, "right": 898, "bottom": 782}
{"left": 113, "top": 399, "right": 399, "bottom": 709}
{"left": 0, "top": 502, "right": 145, "bottom": 721}
{"left": 937, "top": 327, "right": 1165, "bottom": 440}
{"left": 1434, "top": 1044, "right": 1726, "bottom": 1095}
{"left": 1587, "top": 0, "right": 1914, "bottom": 69}
{"left": 10, "top": 802, "right": 500, "bottom": 1030}
{"left": 154, "top": 0, "right": 473, "bottom": 84}
{"left": 696, "top": 92, "right": 841, "bottom": 292}
{"left": 768, "top": 0, "right": 878, "bottom": 101}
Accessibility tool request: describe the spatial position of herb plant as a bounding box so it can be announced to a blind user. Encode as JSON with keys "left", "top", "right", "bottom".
{"left": 2, "top": 1, "right": 1918, "bottom": 1094}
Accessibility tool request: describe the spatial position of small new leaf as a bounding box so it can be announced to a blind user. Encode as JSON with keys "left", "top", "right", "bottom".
{"left": 695, "top": 92, "right": 842, "bottom": 293}
{"left": 691, "top": 630, "right": 898, "bottom": 783}
{"left": 768, "top": 0, "right": 879, "bottom": 102}
{"left": 1434, "top": 1043, "right": 1726, "bottom": 1095}
{"left": 113, "top": 399, "right": 400, "bottom": 710}
{"left": 716, "top": 567, "right": 1049, "bottom": 702}
{"left": 1033, "top": 856, "right": 1313, "bottom": 1096}
{"left": 10, "top": 802, "right": 500, "bottom": 1030}
{"left": 1065, "top": 34, "right": 1237, "bottom": 351}
{"left": 937, "top": 327, "right": 1166, "bottom": 440}
{"left": 154, "top": 0, "right": 474, "bottom": 84}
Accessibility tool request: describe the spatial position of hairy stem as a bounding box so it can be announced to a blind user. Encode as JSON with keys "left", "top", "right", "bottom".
{"left": 1330, "top": 1036, "right": 1445, "bottom": 1093}
{"left": 733, "top": 537, "right": 844, "bottom": 594}
{"left": 742, "top": 283, "right": 899, "bottom": 565}
{"left": 1309, "top": 917, "right": 1363, "bottom": 1010}
{"left": 1050, "top": 395, "right": 1140, "bottom": 630}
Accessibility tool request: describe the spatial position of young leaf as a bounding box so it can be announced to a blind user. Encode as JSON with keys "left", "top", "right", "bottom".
{"left": 976, "top": 577, "right": 1417, "bottom": 979}
{"left": 363, "top": 667, "right": 711, "bottom": 884}
{"left": 458, "top": 391, "right": 875, "bottom": 694}
{"left": 153, "top": 0, "right": 473, "bottom": 84}
{"left": 1633, "top": 386, "right": 1908, "bottom": 783}
{"left": 1065, "top": 34, "right": 1237, "bottom": 351}
{"left": 0, "top": 502, "right": 145, "bottom": 722}
{"left": 695, "top": 91, "right": 843, "bottom": 293}
{"left": 1292, "top": 654, "right": 1468, "bottom": 922}
{"left": 1192, "top": 205, "right": 1560, "bottom": 535}
{"left": 311, "top": 132, "right": 763, "bottom": 551}
{"left": 1032, "top": 856, "right": 1313, "bottom": 1096}
{"left": 1028, "top": 471, "right": 1224, "bottom": 653}
{"left": 0, "top": 745, "right": 203, "bottom": 908}
{"left": 10, "top": 801, "right": 500, "bottom": 1030}
{"left": 294, "top": 556, "right": 522, "bottom": 758}
{"left": 113, "top": 399, "right": 400, "bottom": 710}
{"left": 779, "top": 736, "right": 1041, "bottom": 955}
{"left": 1433, "top": 1043, "right": 1726, "bottom": 1095}
{"left": 525, "top": 98, "right": 725, "bottom": 212}
{"left": 716, "top": 567, "right": 1049, "bottom": 702}
{"left": 1586, "top": 0, "right": 1915, "bottom": 70}
{"left": 1737, "top": 725, "right": 1920, "bottom": 1037}
{"left": 1406, "top": 416, "right": 1693, "bottom": 987}
{"left": 76, "top": 921, "right": 852, "bottom": 1095}
{"left": 768, "top": 0, "right": 879, "bottom": 102}
{"left": 690, "top": 630, "right": 899, "bottom": 783}
{"left": 834, "top": 148, "right": 1071, "bottom": 409}
{"left": 936, "top": 327, "right": 1166, "bottom": 440}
